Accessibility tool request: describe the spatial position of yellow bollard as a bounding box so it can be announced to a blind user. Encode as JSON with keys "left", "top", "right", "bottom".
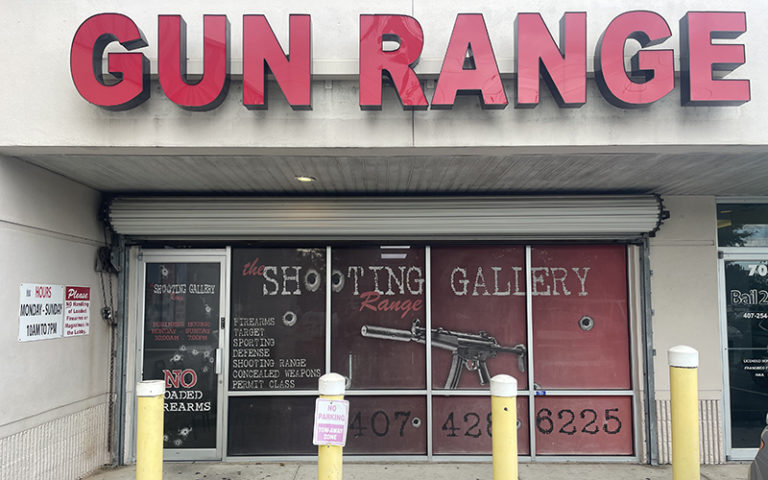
{"left": 669, "top": 345, "right": 700, "bottom": 480}
{"left": 491, "top": 374, "right": 518, "bottom": 480}
{"left": 136, "top": 380, "right": 165, "bottom": 480}
{"left": 318, "top": 373, "right": 346, "bottom": 480}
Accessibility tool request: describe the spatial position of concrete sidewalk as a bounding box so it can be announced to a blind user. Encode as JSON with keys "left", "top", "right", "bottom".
{"left": 85, "top": 461, "right": 749, "bottom": 480}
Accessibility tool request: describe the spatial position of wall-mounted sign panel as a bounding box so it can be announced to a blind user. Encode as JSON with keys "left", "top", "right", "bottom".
{"left": 71, "top": 11, "right": 750, "bottom": 110}
{"left": 18, "top": 284, "right": 64, "bottom": 342}
{"left": 19, "top": 284, "right": 90, "bottom": 341}
{"left": 64, "top": 286, "right": 90, "bottom": 337}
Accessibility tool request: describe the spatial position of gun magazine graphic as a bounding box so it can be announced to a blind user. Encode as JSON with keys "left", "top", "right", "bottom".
{"left": 360, "top": 319, "right": 526, "bottom": 389}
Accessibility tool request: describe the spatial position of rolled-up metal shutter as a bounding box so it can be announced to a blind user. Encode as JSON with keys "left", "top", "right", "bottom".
{"left": 106, "top": 195, "right": 665, "bottom": 241}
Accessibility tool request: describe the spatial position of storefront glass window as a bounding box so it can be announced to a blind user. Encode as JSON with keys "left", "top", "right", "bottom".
{"left": 211, "top": 244, "right": 634, "bottom": 457}
{"left": 718, "top": 204, "right": 768, "bottom": 247}
{"left": 430, "top": 246, "right": 528, "bottom": 390}
{"left": 345, "top": 396, "right": 428, "bottom": 454}
{"left": 227, "top": 248, "right": 327, "bottom": 457}
{"left": 533, "top": 396, "right": 633, "bottom": 455}
{"left": 229, "top": 248, "right": 326, "bottom": 392}
{"left": 331, "top": 246, "right": 427, "bottom": 390}
{"left": 531, "top": 245, "right": 631, "bottom": 390}
{"left": 432, "top": 395, "right": 530, "bottom": 455}
{"left": 228, "top": 396, "right": 316, "bottom": 455}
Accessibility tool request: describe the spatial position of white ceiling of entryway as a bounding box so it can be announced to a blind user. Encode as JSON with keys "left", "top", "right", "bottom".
{"left": 6, "top": 147, "right": 768, "bottom": 196}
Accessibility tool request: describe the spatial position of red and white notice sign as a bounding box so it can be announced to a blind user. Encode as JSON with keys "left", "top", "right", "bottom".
{"left": 18, "top": 284, "right": 64, "bottom": 342}
{"left": 64, "top": 286, "right": 90, "bottom": 337}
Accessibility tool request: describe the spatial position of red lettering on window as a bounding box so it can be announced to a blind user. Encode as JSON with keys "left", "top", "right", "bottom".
{"left": 163, "top": 368, "right": 198, "bottom": 388}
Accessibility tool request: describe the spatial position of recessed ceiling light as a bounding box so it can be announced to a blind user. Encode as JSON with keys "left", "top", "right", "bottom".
{"left": 295, "top": 175, "right": 317, "bottom": 182}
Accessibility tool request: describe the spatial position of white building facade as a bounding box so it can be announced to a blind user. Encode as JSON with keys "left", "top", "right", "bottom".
{"left": 1, "top": 1, "right": 767, "bottom": 478}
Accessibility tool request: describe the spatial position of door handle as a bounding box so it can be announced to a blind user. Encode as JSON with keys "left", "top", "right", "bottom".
{"left": 215, "top": 348, "right": 222, "bottom": 375}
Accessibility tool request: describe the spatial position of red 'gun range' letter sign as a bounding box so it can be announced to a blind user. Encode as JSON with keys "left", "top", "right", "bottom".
{"left": 70, "top": 11, "right": 751, "bottom": 111}
{"left": 594, "top": 10, "right": 674, "bottom": 108}
{"left": 431, "top": 14, "right": 508, "bottom": 109}
{"left": 515, "top": 12, "right": 587, "bottom": 108}
{"left": 680, "top": 11, "right": 750, "bottom": 106}
{"left": 158, "top": 15, "right": 230, "bottom": 111}
{"left": 243, "top": 14, "right": 312, "bottom": 110}
{"left": 359, "top": 14, "right": 428, "bottom": 110}
{"left": 70, "top": 13, "right": 150, "bottom": 110}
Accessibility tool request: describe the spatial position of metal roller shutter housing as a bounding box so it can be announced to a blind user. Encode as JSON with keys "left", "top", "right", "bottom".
{"left": 106, "top": 195, "right": 666, "bottom": 241}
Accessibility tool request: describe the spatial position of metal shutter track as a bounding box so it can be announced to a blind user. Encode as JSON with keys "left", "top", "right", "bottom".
{"left": 107, "top": 195, "right": 664, "bottom": 240}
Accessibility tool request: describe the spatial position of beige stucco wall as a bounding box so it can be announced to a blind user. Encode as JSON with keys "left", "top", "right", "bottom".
{"left": 649, "top": 195, "right": 722, "bottom": 400}
{"left": 0, "top": 156, "right": 112, "bottom": 477}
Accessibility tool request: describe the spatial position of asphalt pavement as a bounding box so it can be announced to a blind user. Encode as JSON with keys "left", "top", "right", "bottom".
{"left": 85, "top": 461, "right": 749, "bottom": 480}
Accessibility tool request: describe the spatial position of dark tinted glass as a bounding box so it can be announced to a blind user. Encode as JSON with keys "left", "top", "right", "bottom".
{"left": 718, "top": 204, "right": 768, "bottom": 247}
{"left": 143, "top": 262, "right": 220, "bottom": 449}
{"left": 230, "top": 248, "right": 326, "bottom": 391}
{"left": 228, "top": 396, "right": 316, "bottom": 455}
{"left": 725, "top": 260, "right": 768, "bottom": 448}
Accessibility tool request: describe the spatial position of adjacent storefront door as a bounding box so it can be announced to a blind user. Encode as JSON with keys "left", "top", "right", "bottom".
{"left": 717, "top": 203, "right": 768, "bottom": 459}
{"left": 720, "top": 252, "right": 768, "bottom": 458}
{"left": 139, "top": 250, "right": 228, "bottom": 461}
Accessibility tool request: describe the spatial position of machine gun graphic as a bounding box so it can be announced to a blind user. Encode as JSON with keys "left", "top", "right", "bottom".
{"left": 360, "top": 319, "right": 526, "bottom": 389}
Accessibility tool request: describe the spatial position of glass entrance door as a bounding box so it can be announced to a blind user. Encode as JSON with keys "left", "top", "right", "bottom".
{"left": 718, "top": 203, "right": 768, "bottom": 459}
{"left": 721, "top": 254, "right": 768, "bottom": 458}
{"left": 139, "top": 250, "right": 228, "bottom": 461}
